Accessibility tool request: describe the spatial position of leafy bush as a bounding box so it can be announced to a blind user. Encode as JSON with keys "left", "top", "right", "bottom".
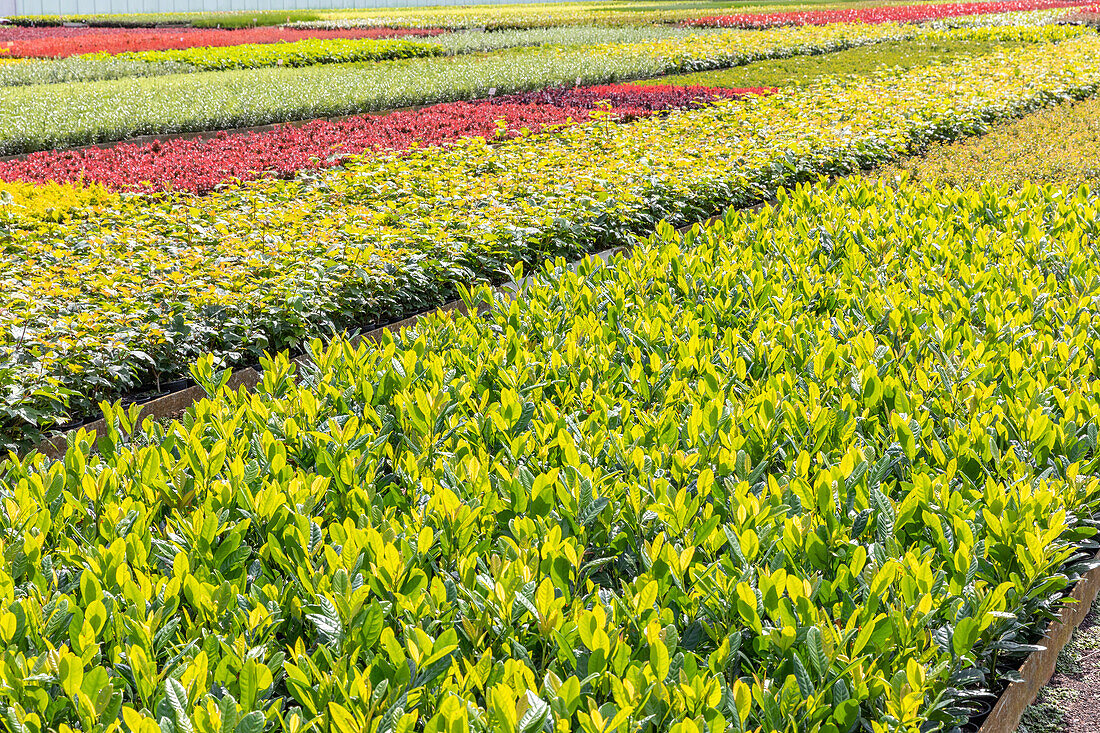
{"left": 4, "top": 177, "right": 1100, "bottom": 731}
{"left": 0, "top": 178, "right": 118, "bottom": 222}
{"left": 1, "top": 31, "right": 1098, "bottom": 450}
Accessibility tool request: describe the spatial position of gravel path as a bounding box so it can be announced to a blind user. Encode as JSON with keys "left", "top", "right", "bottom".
{"left": 1018, "top": 599, "right": 1100, "bottom": 732}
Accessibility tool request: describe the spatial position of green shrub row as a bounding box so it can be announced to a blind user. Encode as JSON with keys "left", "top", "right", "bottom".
{"left": 650, "top": 34, "right": 1032, "bottom": 89}
{"left": 5, "top": 177, "right": 1100, "bottom": 732}
{"left": 875, "top": 95, "right": 1100, "bottom": 190}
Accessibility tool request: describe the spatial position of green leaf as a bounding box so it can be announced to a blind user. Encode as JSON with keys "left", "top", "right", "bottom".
{"left": 361, "top": 601, "right": 384, "bottom": 648}
{"left": 220, "top": 694, "right": 240, "bottom": 733}
{"left": 166, "top": 678, "right": 193, "bottom": 733}
{"left": 307, "top": 596, "right": 344, "bottom": 649}
{"left": 239, "top": 660, "right": 273, "bottom": 712}
{"left": 236, "top": 711, "right": 266, "bottom": 733}
{"left": 792, "top": 652, "right": 814, "bottom": 698}
{"left": 953, "top": 616, "right": 980, "bottom": 657}
{"left": 806, "top": 626, "right": 827, "bottom": 679}
{"left": 831, "top": 699, "right": 860, "bottom": 728}
{"left": 519, "top": 692, "right": 551, "bottom": 733}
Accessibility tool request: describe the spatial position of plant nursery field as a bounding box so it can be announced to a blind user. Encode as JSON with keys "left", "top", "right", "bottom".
{"left": 3, "top": 1, "right": 1100, "bottom": 732}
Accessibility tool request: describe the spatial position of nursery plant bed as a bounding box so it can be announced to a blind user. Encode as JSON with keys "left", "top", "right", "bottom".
{"left": 32, "top": 238, "right": 646, "bottom": 459}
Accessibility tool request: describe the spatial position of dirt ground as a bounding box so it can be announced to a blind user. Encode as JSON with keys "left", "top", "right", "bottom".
{"left": 1018, "top": 599, "right": 1100, "bottom": 733}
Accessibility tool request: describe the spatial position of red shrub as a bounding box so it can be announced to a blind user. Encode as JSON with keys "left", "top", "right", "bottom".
{"left": 1062, "top": 0, "right": 1100, "bottom": 18}
{"left": 489, "top": 84, "right": 773, "bottom": 113}
{"left": 687, "top": 0, "right": 1091, "bottom": 27}
{"left": 0, "top": 84, "right": 768, "bottom": 194}
{"left": 0, "top": 25, "right": 442, "bottom": 58}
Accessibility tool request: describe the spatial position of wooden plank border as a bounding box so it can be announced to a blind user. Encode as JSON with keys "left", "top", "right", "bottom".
{"left": 978, "top": 552, "right": 1100, "bottom": 733}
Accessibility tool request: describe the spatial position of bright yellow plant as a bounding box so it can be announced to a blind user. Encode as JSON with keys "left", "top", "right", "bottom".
{"left": 0, "top": 179, "right": 120, "bottom": 224}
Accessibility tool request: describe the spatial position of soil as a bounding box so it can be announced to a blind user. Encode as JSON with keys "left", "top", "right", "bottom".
{"left": 1018, "top": 598, "right": 1100, "bottom": 732}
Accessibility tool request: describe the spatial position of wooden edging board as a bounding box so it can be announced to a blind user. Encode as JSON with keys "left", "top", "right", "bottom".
{"left": 978, "top": 551, "right": 1100, "bottom": 733}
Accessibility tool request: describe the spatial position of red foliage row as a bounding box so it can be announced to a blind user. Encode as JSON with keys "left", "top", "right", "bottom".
{"left": 488, "top": 84, "right": 770, "bottom": 111}
{"left": 686, "top": 0, "right": 1092, "bottom": 27}
{"left": 0, "top": 25, "right": 442, "bottom": 58}
{"left": 1064, "top": 1, "right": 1100, "bottom": 12}
{"left": 0, "top": 84, "right": 766, "bottom": 195}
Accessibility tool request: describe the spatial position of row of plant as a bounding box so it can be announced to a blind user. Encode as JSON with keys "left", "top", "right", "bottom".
{"left": 93, "top": 37, "right": 444, "bottom": 72}
{"left": 0, "top": 9, "right": 325, "bottom": 28}
{"left": 481, "top": 82, "right": 768, "bottom": 111}
{"left": 0, "top": 177, "right": 118, "bottom": 222}
{"left": 294, "top": 0, "right": 719, "bottom": 31}
{"left": 0, "top": 20, "right": 954, "bottom": 155}
{"left": 875, "top": 95, "right": 1100, "bottom": 189}
{"left": 934, "top": 5, "right": 1085, "bottom": 26}
{"left": 685, "top": 0, "right": 1091, "bottom": 27}
{"left": 300, "top": 0, "right": 1013, "bottom": 32}
{"left": 1067, "top": 2, "right": 1100, "bottom": 20}
{"left": 0, "top": 26, "right": 710, "bottom": 88}
{"left": 0, "top": 84, "right": 764, "bottom": 194}
{"left": 5, "top": 175, "right": 1100, "bottom": 731}
{"left": 2, "top": 31, "right": 1099, "bottom": 451}
{"left": 296, "top": 0, "right": 1081, "bottom": 31}
{"left": 0, "top": 24, "right": 439, "bottom": 59}
{"left": 650, "top": 33, "right": 1033, "bottom": 90}
{"left": 0, "top": 52, "right": 208, "bottom": 86}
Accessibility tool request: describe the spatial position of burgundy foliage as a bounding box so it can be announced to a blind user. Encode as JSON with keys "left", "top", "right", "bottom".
{"left": 489, "top": 83, "right": 773, "bottom": 113}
